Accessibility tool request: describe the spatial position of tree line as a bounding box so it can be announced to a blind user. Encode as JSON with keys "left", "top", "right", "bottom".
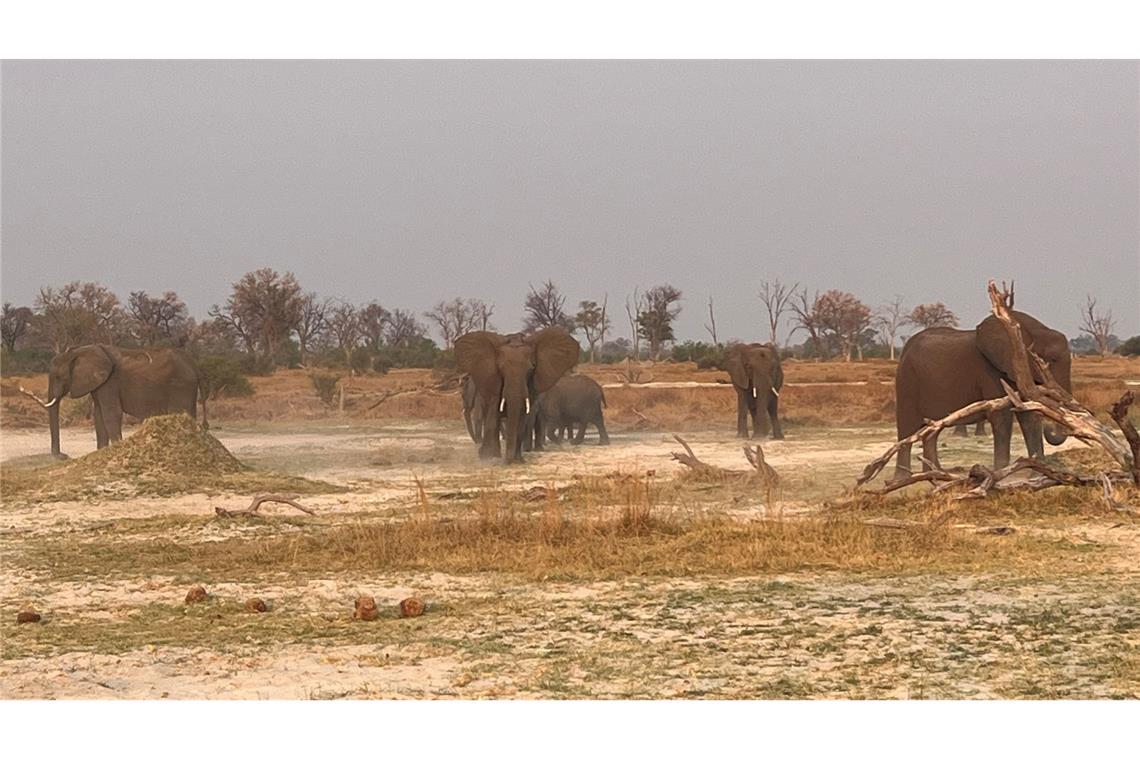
{"left": 1, "top": 270, "right": 1134, "bottom": 382}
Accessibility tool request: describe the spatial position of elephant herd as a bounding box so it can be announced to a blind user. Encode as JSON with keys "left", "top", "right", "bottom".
{"left": 30, "top": 309, "right": 1074, "bottom": 480}
{"left": 454, "top": 308, "right": 1074, "bottom": 475}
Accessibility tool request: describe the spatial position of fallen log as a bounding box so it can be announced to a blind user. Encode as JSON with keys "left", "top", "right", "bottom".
{"left": 215, "top": 493, "right": 316, "bottom": 518}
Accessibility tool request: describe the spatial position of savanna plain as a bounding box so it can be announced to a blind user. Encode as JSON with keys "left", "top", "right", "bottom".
{"left": 2, "top": 357, "right": 1138, "bottom": 699}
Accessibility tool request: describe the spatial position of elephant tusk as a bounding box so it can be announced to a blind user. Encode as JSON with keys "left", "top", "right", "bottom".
{"left": 771, "top": 388, "right": 779, "bottom": 398}
{"left": 499, "top": 397, "right": 506, "bottom": 413}
{"left": 525, "top": 398, "right": 531, "bottom": 415}
{"left": 752, "top": 387, "right": 758, "bottom": 398}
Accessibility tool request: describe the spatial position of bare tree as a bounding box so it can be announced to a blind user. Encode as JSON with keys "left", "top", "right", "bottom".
{"left": 637, "top": 284, "right": 683, "bottom": 361}
{"left": 473, "top": 300, "right": 495, "bottom": 331}
{"left": 358, "top": 302, "right": 391, "bottom": 351}
{"left": 209, "top": 269, "right": 304, "bottom": 364}
{"left": 295, "top": 292, "right": 330, "bottom": 365}
{"left": 1, "top": 303, "right": 34, "bottom": 352}
{"left": 625, "top": 288, "right": 642, "bottom": 361}
{"left": 789, "top": 288, "right": 826, "bottom": 359}
{"left": 384, "top": 308, "right": 427, "bottom": 348}
{"left": 523, "top": 280, "right": 575, "bottom": 332}
{"left": 704, "top": 296, "right": 719, "bottom": 347}
{"left": 1079, "top": 295, "right": 1117, "bottom": 356}
{"left": 35, "top": 281, "right": 128, "bottom": 351}
{"left": 575, "top": 296, "right": 611, "bottom": 363}
{"left": 326, "top": 302, "right": 361, "bottom": 367}
{"left": 424, "top": 298, "right": 482, "bottom": 349}
{"left": 816, "top": 290, "right": 872, "bottom": 361}
{"left": 873, "top": 295, "right": 908, "bottom": 361}
{"left": 909, "top": 302, "right": 959, "bottom": 330}
{"left": 759, "top": 279, "right": 798, "bottom": 345}
{"left": 127, "top": 290, "right": 191, "bottom": 347}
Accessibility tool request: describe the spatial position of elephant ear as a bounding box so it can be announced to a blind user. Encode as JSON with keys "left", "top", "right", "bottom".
{"left": 532, "top": 328, "right": 580, "bottom": 393}
{"left": 455, "top": 331, "right": 505, "bottom": 391}
{"left": 724, "top": 344, "right": 748, "bottom": 388}
{"left": 69, "top": 345, "right": 114, "bottom": 397}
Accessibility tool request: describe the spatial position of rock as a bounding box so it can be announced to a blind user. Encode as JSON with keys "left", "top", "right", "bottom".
{"left": 185, "top": 586, "right": 208, "bottom": 604}
{"left": 244, "top": 598, "right": 268, "bottom": 613}
{"left": 17, "top": 610, "right": 42, "bottom": 624}
{"left": 354, "top": 596, "right": 379, "bottom": 621}
{"left": 398, "top": 597, "right": 425, "bottom": 618}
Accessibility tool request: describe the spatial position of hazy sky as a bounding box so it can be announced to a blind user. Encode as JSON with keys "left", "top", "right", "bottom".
{"left": 3, "top": 60, "right": 1138, "bottom": 344}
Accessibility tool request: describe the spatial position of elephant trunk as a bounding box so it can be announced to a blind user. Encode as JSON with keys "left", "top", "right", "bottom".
{"left": 1044, "top": 354, "right": 1073, "bottom": 447}
{"left": 48, "top": 377, "right": 62, "bottom": 458}
{"left": 502, "top": 381, "right": 528, "bottom": 463}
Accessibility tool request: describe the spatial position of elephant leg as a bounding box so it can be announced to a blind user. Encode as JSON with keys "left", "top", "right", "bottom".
{"left": 767, "top": 392, "right": 784, "bottom": 440}
{"left": 893, "top": 441, "right": 914, "bottom": 481}
{"left": 952, "top": 424, "right": 969, "bottom": 437}
{"left": 990, "top": 409, "right": 1014, "bottom": 469}
{"left": 595, "top": 413, "right": 610, "bottom": 445}
{"left": 532, "top": 413, "right": 545, "bottom": 452}
{"left": 100, "top": 393, "right": 124, "bottom": 443}
{"left": 92, "top": 397, "right": 109, "bottom": 449}
{"left": 477, "top": 398, "right": 501, "bottom": 460}
{"left": 1016, "top": 410, "right": 1044, "bottom": 460}
{"left": 736, "top": 394, "right": 749, "bottom": 438}
{"left": 571, "top": 421, "right": 586, "bottom": 445}
{"left": 921, "top": 433, "right": 940, "bottom": 471}
{"left": 974, "top": 420, "right": 986, "bottom": 436}
{"left": 749, "top": 397, "right": 765, "bottom": 439}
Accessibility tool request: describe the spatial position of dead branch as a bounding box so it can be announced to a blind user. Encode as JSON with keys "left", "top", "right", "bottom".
{"left": 16, "top": 385, "right": 52, "bottom": 406}
{"left": 1100, "top": 473, "right": 1137, "bottom": 514}
{"left": 629, "top": 408, "right": 659, "bottom": 429}
{"left": 742, "top": 445, "right": 779, "bottom": 485}
{"left": 1108, "top": 391, "right": 1140, "bottom": 485}
{"left": 215, "top": 493, "right": 316, "bottom": 518}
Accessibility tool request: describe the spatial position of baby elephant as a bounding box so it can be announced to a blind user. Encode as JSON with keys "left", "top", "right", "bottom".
{"left": 539, "top": 374, "right": 610, "bottom": 445}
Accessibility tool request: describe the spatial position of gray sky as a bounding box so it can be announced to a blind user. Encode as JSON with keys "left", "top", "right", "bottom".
{"left": 3, "top": 60, "right": 1138, "bottom": 344}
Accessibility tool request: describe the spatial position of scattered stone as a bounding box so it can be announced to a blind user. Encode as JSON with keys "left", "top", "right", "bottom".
{"left": 16, "top": 610, "right": 42, "bottom": 624}
{"left": 398, "top": 597, "right": 425, "bottom": 618}
{"left": 354, "top": 596, "right": 379, "bottom": 621}
{"left": 244, "top": 598, "right": 269, "bottom": 613}
{"left": 185, "top": 586, "right": 208, "bottom": 605}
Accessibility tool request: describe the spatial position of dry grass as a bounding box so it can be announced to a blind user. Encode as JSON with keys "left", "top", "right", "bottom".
{"left": 13, "top": 492, "right": 1087, "bottom": 584}
{"left": 1, "top": 414, "right": 341, "bottom": 502}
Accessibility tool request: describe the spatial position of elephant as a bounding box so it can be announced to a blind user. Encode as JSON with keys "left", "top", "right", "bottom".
{"left": 454, "top": 328, "right": 580, "bottom": 463}
{"left": 892, "top": 310, "right": 1071, "bottom": 482}
{"left": 538, "top": 374, "right": 610, "bottom": 445}
{"left": 31, "top": 344, "right": 201, "bottom": 458}
{"left": 724, "top": 342, "right": 784, "bottom": 439}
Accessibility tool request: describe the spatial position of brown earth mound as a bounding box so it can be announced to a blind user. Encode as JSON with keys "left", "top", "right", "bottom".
{"left": 1, "top": 413, "right": 340, "bottom": 502}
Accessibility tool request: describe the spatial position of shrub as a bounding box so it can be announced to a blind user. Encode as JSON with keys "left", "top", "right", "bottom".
{"left": 1117, "top": 336, "right": 1140, "bottom": 357}
{"left": 197, "top": 354, "right": 254, "bottom": 399}
{"left": 309, "top": 371, "right": 342, "bottom": 408}
{"left": 372, "top": 354, "right": 393, "bottom": 374}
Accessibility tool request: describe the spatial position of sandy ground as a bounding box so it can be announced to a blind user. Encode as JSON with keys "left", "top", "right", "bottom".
{"left": 1, "top": 420, "right": 1134, "bottom": 699}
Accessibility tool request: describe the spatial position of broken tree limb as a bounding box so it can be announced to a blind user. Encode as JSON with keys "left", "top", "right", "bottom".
{"left": 1100, "top": 473, "right": 1138, "bottom": 514}
{"left": 856, "top": 396, "right": 1012, "bottom": 486}
{"left": 16, "top": 385, "right": 53, "bottom": 407}
{"left": 215, "top": 493, "right": 316, "bottom": 518}
{"left": 670, "top": 434, "right": 779, "bottom": 487}
{"left": 1108, "top": 391, "right": 1140, "bottom": 485}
